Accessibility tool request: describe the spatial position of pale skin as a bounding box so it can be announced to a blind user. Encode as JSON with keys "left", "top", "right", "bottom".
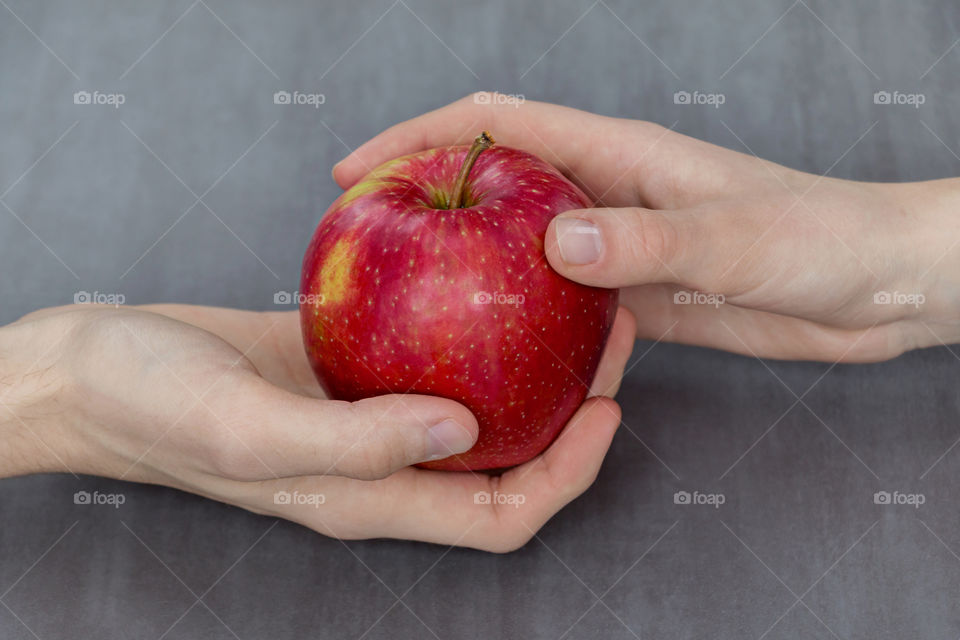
{"left": 1, "top": 302, "right": 636, "bottom": 553}
{"left": 4, "top": 94, "right": 959, "bottom": 552}
{"left": 335, "top": 93, "right": 960, "bottom": 361}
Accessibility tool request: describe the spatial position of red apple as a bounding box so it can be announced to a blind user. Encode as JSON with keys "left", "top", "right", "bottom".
{"left": 300, "top": 132, "right": 618, "bottom": 470}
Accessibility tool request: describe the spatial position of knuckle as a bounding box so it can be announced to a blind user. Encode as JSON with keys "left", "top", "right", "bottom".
{"left": 332, "top": 413, "right": 412, "bottom": 480}
{"left": 337, "top": 444, "right": 399, "bottom": 480}
{"left": 619, "top": 209, "right": 680, "bottom": 278}
{"left": 328, "top": 400, "right": 425, "bottom": 479}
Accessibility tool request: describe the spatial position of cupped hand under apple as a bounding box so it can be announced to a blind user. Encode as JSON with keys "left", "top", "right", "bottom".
{"left": 1, "top": 302, "right": 635, "bottom": 552}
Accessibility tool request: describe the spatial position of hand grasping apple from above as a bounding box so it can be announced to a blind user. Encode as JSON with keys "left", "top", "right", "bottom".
{"left": 335, "top": 93, "right": 960, "bottom": 362}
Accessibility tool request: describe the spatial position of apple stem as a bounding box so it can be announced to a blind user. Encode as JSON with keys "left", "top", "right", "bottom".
{"left": 449, "top": 131, "right": 495, "bottom": 209}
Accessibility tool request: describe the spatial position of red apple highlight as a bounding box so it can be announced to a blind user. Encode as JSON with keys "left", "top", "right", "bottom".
{"left": 300, "top": 132, "right": 618, "bottom": 470}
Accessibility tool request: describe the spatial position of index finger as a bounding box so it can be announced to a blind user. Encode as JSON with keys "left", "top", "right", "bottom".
{"left": 332, "top": 93, "right": 659, "bottom": 207}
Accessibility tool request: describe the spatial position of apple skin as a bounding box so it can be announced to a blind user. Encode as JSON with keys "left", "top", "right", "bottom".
{"left": 300, "top": 143, "right": 618, "bottom": 471}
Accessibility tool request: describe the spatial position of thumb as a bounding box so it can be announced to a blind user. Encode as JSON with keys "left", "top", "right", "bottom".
{"left": 545, "top": 207, "right": 708, "bottom": 289}
{"left": 208, "top": 375, "right": 479, "bottom": 481}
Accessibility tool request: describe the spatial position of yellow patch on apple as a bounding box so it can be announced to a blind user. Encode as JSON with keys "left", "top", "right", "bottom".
{"left": 317, "top": 237, "right": 356, "bottom": 305}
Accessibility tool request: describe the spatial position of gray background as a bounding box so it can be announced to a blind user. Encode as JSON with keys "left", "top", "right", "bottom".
{"left": 1, "top": 0, "right": 959, "bottom": 638}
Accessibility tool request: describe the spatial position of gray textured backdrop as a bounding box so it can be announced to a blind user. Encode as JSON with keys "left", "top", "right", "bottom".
{"left": 2, "top": 1, "right": 960, "bottom": 638}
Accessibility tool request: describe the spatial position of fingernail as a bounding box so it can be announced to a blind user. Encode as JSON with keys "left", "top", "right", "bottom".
{"left": 331, "top": 160, "right": 343, "bottom": 180}
{"left": 426, "top": 419, "right": 475, "bottom": 460}
{"left": 556, "top": 217, "right": 602, "bottom": 265}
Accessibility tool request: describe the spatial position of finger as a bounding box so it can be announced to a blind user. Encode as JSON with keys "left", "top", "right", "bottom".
{"left": 332, "top": 93, "right": 664, "bottom": 207}
{"left": 334, "top": 93, "right": 774, "bottom": 210}
{"left": 622, "top": 284, "right": 904, "bottom": 362}
{"left": 484, "top": 397, "right": 622, "bottom": 551}
{"left": 239, "top": 397, "right": 621, "bottom": 552}
{"left": 545, "top": 205, "right": 733, "bottom": 290}
{"left": 204, "top": 374, "right": 479, "bottom": 481}
{"left": 588, "top": 306, "right": 637, "bottom": 398}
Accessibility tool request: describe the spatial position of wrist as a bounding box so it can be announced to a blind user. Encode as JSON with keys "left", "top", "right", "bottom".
{"left": 0, "top": 319, "right": 71, "bottom": 477}
{"left": 881, "top": 179, "right": 960, "bottom": 345}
